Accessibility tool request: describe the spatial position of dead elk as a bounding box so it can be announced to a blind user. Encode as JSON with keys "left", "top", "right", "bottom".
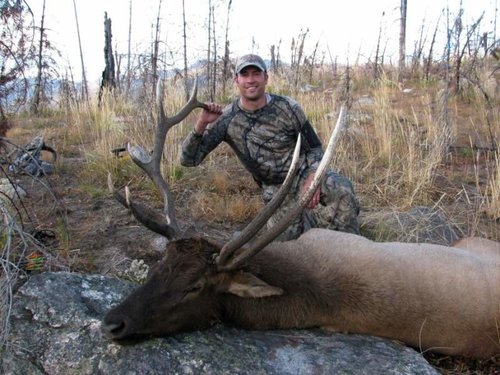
{"left": 102, "top": 81, "right": 500, "bottom": 359}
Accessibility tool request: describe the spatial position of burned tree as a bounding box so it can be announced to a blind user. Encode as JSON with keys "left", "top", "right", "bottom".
{"left": 99, "top": 12, "right": 116, "bottom": 104}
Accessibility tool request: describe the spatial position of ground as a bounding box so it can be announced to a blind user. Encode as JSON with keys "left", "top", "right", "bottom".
{"left": 2, "top": 114, "right": 499, "bottom": 374}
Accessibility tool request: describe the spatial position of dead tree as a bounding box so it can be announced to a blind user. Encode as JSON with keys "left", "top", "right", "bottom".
{"left": 452, "top": 12, "right": 484, "bottom": 94}
{"left": 206, "top": 0, "right": 213, "bottom": 100}
{"left": 126, "top": 0, "right": 133, "bottom": 96}
{"left": 211, "top": 4, "right": 217, "bottom": 99}
{"left": 222, "top": 0, "right": 233, "bottom": 93}
{"left": 182, "top": 0, "right": 189, "bottom": 100}
{"left": 410, "top": 20, "right": 426, "bottom": 76}
{"left": 291, "top": 29, "right": 308, "bottom": 89}
{"left": 373, "top": 12, "right": 385, "bottom": 81}
{"left": 31, "top": 0, "right": 46, "bottom": 114}
{"left": 425, "top": 13, "right": 442, "bottom": 81}
{"left": 151, "top": 0, "right": 163, "bottom": 96}
{"left": 99, "top": 12, "right": 116, "bottom": 104}
{"left": 398, "top": 0, "right": 407, "bottom": 81}
{"left": 72, "top": 0, "right": 88, "bottom": 101}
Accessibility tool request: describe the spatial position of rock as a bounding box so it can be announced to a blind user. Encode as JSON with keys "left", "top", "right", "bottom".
{"left": 361, "top": 206, "right": 459, "bottom": 245}
{"left": 2, "top": 272, "right": 439, "bottom": 374}
{"left": 0, "top": 178, "right": 27, "bottom": 202}
{"left": 355, "top": 95, "right": 376, "bottom": 106}
{"left": 150, "top": 235, "right": 168, "bottom": 252}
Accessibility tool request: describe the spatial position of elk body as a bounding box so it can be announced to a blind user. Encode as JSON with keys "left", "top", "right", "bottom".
{"left": 102, "top": 81, "right": 500, "bottom": 359}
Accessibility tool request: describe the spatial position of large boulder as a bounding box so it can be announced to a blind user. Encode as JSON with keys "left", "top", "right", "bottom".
{"left": 2, "top": 272, "right": 439, "bottom": 375}
{"left": 361, "top": 206, "right": 459, "bottom": 245}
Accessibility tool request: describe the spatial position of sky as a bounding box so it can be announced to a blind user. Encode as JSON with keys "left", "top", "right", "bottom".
{"left": 28, "top": 0, "right": 498, "bottom": 88}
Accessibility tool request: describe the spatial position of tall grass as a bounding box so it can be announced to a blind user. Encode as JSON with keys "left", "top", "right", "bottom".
{"left": 56, "top": 61, "right": 499, "bottom": 239}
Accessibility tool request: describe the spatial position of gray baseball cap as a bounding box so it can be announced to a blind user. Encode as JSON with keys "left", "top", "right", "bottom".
{"left": 235, "top": 54, "right": 267, "bottom": 74}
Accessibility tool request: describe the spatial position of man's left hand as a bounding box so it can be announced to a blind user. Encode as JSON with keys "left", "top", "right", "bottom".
{"left": 301, "top": 172, "right": 321, "bottom": 209}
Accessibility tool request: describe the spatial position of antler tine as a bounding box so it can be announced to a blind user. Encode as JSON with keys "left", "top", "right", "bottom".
{"left": 110, "top": 78, "right": 207, "bottom": 240}
{"left": 216, "top": 135, "right": 302, "bottom": 266}
{"left": 151, "top": 78, "right": 208, "bottom": 166}
{"left": 219, "top": 106, "right": 348, "bottom": 270}
{"left": 107, "top": 173, "right": 181, "bottom": 239}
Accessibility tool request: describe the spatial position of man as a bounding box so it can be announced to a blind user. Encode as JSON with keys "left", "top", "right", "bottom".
{"left": 181, "top": 54, "right": 360, "bottom": 240}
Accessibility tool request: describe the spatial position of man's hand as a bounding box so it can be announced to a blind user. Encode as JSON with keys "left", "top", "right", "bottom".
{"left": 194, "top": 103, "right": 223, "bottom": 134}
{"left": 301, "top": 172, "right": 321, "bottom": 209}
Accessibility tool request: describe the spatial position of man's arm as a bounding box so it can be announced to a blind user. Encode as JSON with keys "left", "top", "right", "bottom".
{"left": 193, "top": 103, "right": 223, "bottom": 134}
{"left": 180, "top": 104, "right": 224, "bottom": 167}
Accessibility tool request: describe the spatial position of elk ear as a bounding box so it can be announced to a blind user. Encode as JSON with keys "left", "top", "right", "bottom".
{"left": 224, "top": 271, "right": 283, "bottom": 298}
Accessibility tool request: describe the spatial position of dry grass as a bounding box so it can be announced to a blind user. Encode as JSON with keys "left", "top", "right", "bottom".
{"left": 60, "top": 63, "right": 498, "bottom": 241}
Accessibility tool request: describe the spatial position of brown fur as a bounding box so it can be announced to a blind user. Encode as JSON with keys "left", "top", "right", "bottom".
{"left": 103, "top": 230, "right": 500, "bottom": 358}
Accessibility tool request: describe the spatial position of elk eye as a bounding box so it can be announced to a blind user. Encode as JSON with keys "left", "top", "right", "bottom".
{"left": 183, "top": 280, "right": 204, "bottom": 296}
{"left": 186, "top": 285, "right": 202, "bottom": 294}
{"left": 181, "top": 284, "right": 203, "bottom": 303}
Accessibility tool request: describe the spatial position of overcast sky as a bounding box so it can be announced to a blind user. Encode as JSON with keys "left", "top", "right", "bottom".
{"left": 29, "top": 0, "right": 498, "bottom": 88}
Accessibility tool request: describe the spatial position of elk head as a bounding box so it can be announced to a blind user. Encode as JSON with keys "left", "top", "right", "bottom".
{"left": 102, "top": 79, "right": 347, "bottom": 340}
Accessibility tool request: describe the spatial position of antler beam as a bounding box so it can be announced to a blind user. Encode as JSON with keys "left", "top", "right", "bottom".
{"left": 216, "top": 135, "right": 302, "bottom": 266}
{"left": 109, "top": 79, "right": 207, "bottom": 240}
{"left": 218, "top": 106, "right": 347, "bottom": 270}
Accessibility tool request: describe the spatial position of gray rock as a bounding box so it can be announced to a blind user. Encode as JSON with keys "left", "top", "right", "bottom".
{"left": 361, "top": 206, "right": 459, "bottom": 245}
{"left": 2, "top": 272, "right": 439, "bottom": 375}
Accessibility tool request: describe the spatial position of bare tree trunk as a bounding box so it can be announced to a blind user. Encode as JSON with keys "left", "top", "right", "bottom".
{"left": 31, "top": 0, "right": 46, "bottom": 114}
{"left": 454, "top": 13, "right": 484, "bottom": 94}
{"left": 374, "top": 13, "right": 384, "bottom": 81}
{"left": 72, "top": 0, "right": 88, "bottom": 101}
{"left": 211, "top": 4, "right": 217, "bottom": 99}
{"left": 398, "top": 0, "right": 407, "bottom": 82}
{"left": 425, "top": 13, "right": 441, "bottom": 81}
{"left": 343, "top": 61, "right": 352, "bottom": 109}
{"left": 410, "top": 20, "right": 426, "bottom": 76}
{"left": 126, "top": 0, "right": 132, "bottom": 96}
{"left": 182, "top": 0, "right": 189, "bottom": 100}
{"left": 115, "top": 50, "right": 122, "bottom": 89}
{"left": 308, "top": 41, "right": 319, "bottom": 82}
{"left": 222, "top": 0, "right": 233, "bottom": 93}
{"left": 98, "top": 12, "right": 115, "bottom": 105}
{"left": 206, "top": 0, "right": 212, "bottom": 100}
{"left": 270, "top": 45, "right": 276, "bottom": 71}
{"left": 276, "top": 40, "right": 282, "bottom": 74}
{"left": 326, "top": 45, "right": 338, "bottom": 82}
{"left": 441, "top": 5, "right": 452, "bottom": 157}
{"left": 452, "top": 4, "right": 464, "bottom": 94}
{"left": 270, "top": 41, "right": 283, "bottom": 73}
{"left": 292, "top": 29, "right": 308, "bottom": 89}
{"left": 152, "top": 0, "right": 163, "bottom": 95}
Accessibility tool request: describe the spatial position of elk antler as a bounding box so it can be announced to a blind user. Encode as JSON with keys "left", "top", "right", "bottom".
{"left": 216, "top": 134, "right": 302, "bottom": 265}
{"left": 217, "top": 106, "right": 348, "bottom": 270}
{"left": 108, "top": 79, "right": 208, "bottom": 240}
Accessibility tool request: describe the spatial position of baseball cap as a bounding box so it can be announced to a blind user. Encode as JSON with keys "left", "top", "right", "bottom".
{"left": 235, "top": 54, "right": 267, "bottom": 74}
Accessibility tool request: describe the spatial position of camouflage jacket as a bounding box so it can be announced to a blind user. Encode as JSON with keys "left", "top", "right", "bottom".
{"left": 180, "top": 94, "right": 324, "bottom": 187}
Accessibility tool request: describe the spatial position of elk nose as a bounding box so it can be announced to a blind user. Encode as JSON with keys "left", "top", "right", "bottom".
{"left": 102, "top": 316, "right": 129, "bottom": 339}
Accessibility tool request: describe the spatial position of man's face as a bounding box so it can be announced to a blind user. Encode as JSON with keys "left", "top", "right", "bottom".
{"left": 234, "top": 66, "right": 268, "bottom": 102}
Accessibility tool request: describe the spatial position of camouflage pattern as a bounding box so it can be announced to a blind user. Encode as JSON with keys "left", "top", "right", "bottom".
{"left": 235, "top": 54, "right": 267, "bottom": 73}
{"left": 181, "top": 94, "right": 360, "bottom": 240}
{"left": 263, "top": 170, "right": 360, "bottom": 241}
